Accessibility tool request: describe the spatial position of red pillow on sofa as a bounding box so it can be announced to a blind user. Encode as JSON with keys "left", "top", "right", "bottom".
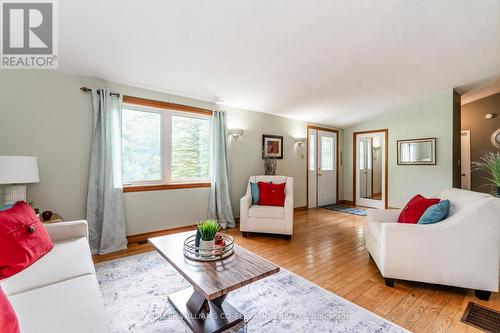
{"left": 258, "top": 182, "right": 286, "bottom": 206}
{"left": 398, "top": 194, "right": 440, "bottom": 224}
{"left": 0, "top": 287, "right": 20, "bottom": 333}
{"left": 0, "top": 202, "right": 54, "bottom": 279}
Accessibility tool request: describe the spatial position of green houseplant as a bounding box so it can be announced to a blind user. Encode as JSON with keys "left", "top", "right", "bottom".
{"left": 474, "top": 151, "right": 500, "bottom": 197}
{"left": 197, "top": 220, "right": 220, "bottom": 256}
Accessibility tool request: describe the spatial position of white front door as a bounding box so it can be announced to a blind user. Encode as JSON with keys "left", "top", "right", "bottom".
{"left": 356, "top": 132, "right": 385, "bottom": 209}
{"left": 318, "top": 130, "right": 337, "bottom": 206}
{"left": 461, "top": 130, "right": 471, "bottom": 190}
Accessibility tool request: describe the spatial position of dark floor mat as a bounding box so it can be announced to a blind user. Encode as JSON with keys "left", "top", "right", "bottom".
{"left": 461, "top": 301, "right": 500, "bottom": 332}
{"left": 321, "top": 204, "right": 367, "bottom": 216}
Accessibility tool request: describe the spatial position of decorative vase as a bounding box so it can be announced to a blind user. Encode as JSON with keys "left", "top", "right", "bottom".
{"left": 199, "top": 239, "right": 215, "bottom": 257}
{"left": 42, "top": 210, "right": 53, "bottom": 222}
{"left": 195, "top": 230, "right": 201, "bottom": 254}
{"left": 264, "top": 159, "right": 277, "bottom": 175}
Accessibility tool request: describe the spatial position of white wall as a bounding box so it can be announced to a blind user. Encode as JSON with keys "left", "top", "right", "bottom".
{"left": 0, "top": 71, "right": 341, "bottom": 235}
{"left": 343, "top": 89, "right": 455, "bottom": 208}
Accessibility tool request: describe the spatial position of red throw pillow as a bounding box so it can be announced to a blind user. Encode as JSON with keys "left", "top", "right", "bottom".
{"left": 0, "top": 202, "right": 54, "bottom": 279}
{"left": 398, "top": 195, "right": 440, "bottom": 224}
{"left": 258, "top": 182, "right": 286, "bottom": 207}
{"left": 0, "top": 287, "right": 20, "bottom": 333}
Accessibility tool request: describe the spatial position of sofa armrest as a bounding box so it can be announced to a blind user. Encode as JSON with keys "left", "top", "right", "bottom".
{"left": 368, "top": 209, "right": 401, "bottom": 223}
{"left": 43, "top": 220, "right": 89, "bottom": 242}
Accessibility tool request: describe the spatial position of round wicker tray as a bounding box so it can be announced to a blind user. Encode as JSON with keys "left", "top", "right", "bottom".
{"left": 183, "top": 233, "right": 234, "bottom": 261}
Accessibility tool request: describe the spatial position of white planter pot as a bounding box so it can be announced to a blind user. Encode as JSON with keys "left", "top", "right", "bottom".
{"left": 199, "top": 239, "right": 215, "bottom": 257}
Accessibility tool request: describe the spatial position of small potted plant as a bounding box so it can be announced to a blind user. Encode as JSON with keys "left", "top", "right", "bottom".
{"left": 473, "top": 151, "right": 500, "bottom": 197}
{"left": 196, "top": 220, "right": 220, "bottom": 256}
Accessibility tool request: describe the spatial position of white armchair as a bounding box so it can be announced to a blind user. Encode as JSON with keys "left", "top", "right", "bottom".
{"left": 240, "top": 176, "right": 293, "bottom": 239}
{"left": 366, "top": 188, "right": 500, "bottom": 300}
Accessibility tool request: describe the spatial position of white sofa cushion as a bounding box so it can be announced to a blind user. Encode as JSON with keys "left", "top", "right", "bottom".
{"left": 438, "top": 188, "right": 490, "bottom": 216}
{"left": 248, "top": 205, "right": 285, "bottom": 219}
{"left": 8, "top": 274, "right": 109, "bottom": 333}
{"left": 0, "top": 237, "right": 95, "bottom": 296}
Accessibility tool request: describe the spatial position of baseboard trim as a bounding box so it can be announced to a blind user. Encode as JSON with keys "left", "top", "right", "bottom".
{"left": 294, "top": 206, "right": 308, "bottom": 212}
{"left": 128, "top": 207, "right": 309, "bottom": 244}
{"left": 127, "top": 225, "right": 195, "bottom": 245}
{"left": 339, "top": 200, "right": 355, "bottom": 206}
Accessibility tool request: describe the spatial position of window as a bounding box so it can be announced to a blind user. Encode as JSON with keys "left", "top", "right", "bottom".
{"left": 321, "top": 136, "right": 334, "bottom": 170}
{"left": 171, "top": 115, "right": 210, "bottom": 180}
{"left": 122, "top": 108, "right": 162, "bottom": 183}
{"left": 121, "top": 102, "right": 211, "bottom": 188}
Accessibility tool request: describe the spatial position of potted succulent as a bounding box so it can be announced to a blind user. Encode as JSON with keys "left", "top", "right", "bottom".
{"left": 473, "top": 152, "right": 500, "bottom": 197}
{"left": 196, "top": 220, "right": 220, "bottom": 256}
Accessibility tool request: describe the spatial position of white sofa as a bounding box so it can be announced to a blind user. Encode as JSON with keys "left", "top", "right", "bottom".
{"left": 366, "top": 188, "right": 500, "bottom": 300}
{"left": 0, "top": 221, "right": 109, "bottom": 333}
{"left": 240, "top": 175, "right": 294, "bottom": 239}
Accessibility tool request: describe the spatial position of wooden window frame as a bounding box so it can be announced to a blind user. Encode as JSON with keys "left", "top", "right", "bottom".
{"left": 122, "top": 96, "right": 213, "bottom": 193}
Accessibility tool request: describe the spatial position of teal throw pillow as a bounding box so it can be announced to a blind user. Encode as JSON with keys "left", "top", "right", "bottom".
{"left": 250, "top": 182, "right": 259, "bottom": 205}
{"left": 0, "top": 203, "right": 14, "bottom": 211}
{"left": 417, "top": 200, "right": 450, "bottom": 225}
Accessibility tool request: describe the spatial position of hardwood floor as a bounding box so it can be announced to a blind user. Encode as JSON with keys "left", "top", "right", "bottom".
{"left": 93, "top": 208, "right": 499, "bottom": 332}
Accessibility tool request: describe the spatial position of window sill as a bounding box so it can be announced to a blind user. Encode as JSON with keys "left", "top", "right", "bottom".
{"left": 123, "top": 182, "right": 211, "bottom": 193}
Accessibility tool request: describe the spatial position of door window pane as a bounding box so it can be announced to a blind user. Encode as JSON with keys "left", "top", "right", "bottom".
{"left": 122, "top": 109, "right": 162, "bottom": 182}
{"left": 171, "top": 115, "right": 210, "bottom": 179}
{"left": 321, "top": 136, "right": 334, "bottom": 170}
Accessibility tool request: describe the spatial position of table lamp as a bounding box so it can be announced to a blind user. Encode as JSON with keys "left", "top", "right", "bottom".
{"left": 0, "top": 156, "right": 40, "bottom": 205}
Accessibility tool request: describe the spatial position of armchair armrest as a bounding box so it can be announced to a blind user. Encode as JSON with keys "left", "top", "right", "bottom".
{"left": 43, "top": 220, "right": 89, "bottom": 242}
{"left": 240, "top": 192, "right": 252, "bottom": 213}
{"left": 239, "top": 187, "right": 252, "bottom": 231}
{"left": 284, "top": 177, "right": 294, "bottom": 215}
{"left": 368, "top": 209, "right": 401, "bottom": 223}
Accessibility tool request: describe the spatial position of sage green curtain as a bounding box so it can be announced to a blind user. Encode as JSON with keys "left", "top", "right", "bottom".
{"left": 208, "top": 111, "right": 235, "bottom": 228}
{"left": 86, "top": 89, "right": 127, "bottom": 254}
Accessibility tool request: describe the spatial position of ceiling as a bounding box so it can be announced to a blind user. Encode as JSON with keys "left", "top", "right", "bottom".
{"left": 60, "top": 0, "right": 500, "bottom": 128}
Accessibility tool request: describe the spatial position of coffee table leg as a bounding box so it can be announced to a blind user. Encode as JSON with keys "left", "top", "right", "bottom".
{"left": 186, "top": 290, "right": 209, "bottom": 315}
{"left": 168, "top": 287, "right": 244, "bottom": 333}
{"left": 210, "top": 294, "right": 226, "bottom": 308}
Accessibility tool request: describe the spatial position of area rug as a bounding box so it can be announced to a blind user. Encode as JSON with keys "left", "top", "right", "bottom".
{"left": 322, "top": 204, "right": 368, "bottom": 216}
{"left": 95, "top": 251, "right": 407, "bottom": 333}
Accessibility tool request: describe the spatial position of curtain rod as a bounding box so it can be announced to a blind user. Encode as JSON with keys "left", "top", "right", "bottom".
{"left": 80, "top": 87, "right": 120, "bottom": 97}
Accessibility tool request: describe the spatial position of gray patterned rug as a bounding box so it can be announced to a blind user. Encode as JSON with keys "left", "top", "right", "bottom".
{"left": 95, "top": 251, "right": 407, "bottom": 333}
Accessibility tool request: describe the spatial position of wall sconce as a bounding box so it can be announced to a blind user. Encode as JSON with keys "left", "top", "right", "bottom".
{"left": 229, "top": 128, "right": 244, "bottom": 137}
{"left": 295, "top": 137, "right": 306, "bottom": 145}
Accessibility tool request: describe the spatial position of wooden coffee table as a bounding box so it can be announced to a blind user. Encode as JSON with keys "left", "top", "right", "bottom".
{"left": 149, "top": 231, "right": 279, "bottom": 333}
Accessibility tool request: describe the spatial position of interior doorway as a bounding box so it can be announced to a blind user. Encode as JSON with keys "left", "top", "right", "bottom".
{"left": 353, "top": 129, "right": 388, "bottom": 209}
{"left": 307, "top": 125, "right": 339, "bottom": 208}
{"left": 460, "top": 130, "right": 471, "bottom": 190}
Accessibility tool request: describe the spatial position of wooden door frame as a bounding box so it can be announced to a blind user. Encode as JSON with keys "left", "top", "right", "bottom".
{"left": 353, "top": 129, "right": 388, "bottom": 209}
{"left": 460, "top": 130, "right": 471, "bottom": 190}
{"left": 306, "top": 125, "right": 339, "bottom": 208}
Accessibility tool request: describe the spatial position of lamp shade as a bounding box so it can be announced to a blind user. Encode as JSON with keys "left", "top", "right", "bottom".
{"left": 0, "top": 156, "right": 40, "bottom": 184}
